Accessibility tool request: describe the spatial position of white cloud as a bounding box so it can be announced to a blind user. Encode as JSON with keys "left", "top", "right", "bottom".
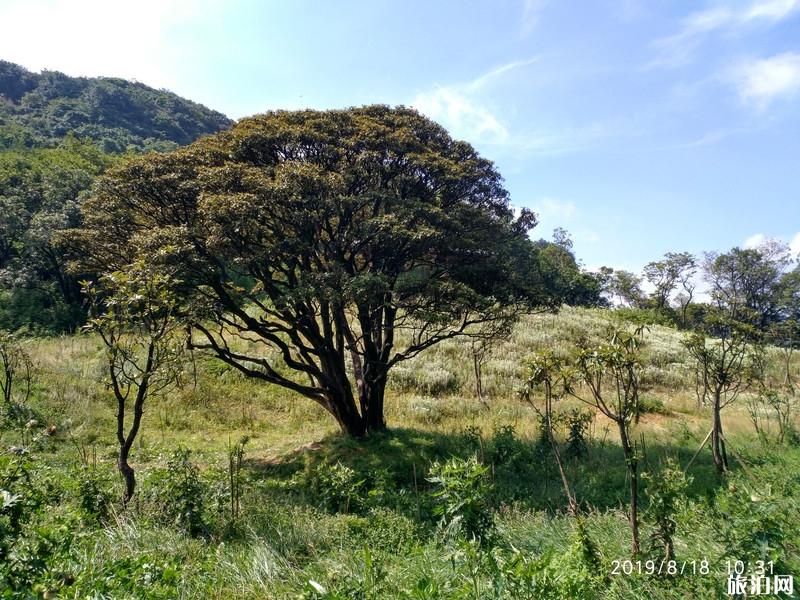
{"left": 412, "top": 59, "right": 539, "bottom": 145}
{"left": 732, "top": 52, "right": 800, "bottom": 107}
{"left": 743, "top": 232, "right": 800, "bottom": 259}
{"left": 743, "top": 232, "right": 767, "bottom": 249}
{"left": 790, "top": 232, "right": 800, "bottom": 257}
{"left": 412, "top": 87, "right": 508, "bottom": 143}
{"left": 466, "top": 57, "right": 540, "bottom": 92}
{"left": 533, "top": 197, "right": 578, "bottom": 221}
{"left": 650, "top": 0, "right": 800, "bottom": 68}
{"left": 520, "top": 0, "right": 547, "bottom": 37}
{"left": 746, "top": 0, "right": 800, "bottom": 20}
{"left": 0, "top": 0, "right": 215, "bottom": 88}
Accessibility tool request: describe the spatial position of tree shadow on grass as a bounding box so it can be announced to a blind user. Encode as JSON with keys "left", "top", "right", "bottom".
{"left": 245, "top": 425, "right": 734, "bottom": 517}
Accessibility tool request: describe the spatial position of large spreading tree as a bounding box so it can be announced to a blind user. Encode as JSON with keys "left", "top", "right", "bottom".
{"left": 67, "top": 105, "right": 566, "bottom": 437}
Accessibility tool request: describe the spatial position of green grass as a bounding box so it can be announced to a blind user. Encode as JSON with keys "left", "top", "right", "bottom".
{"left": 2, "top": 307, "right": 799, "bottom": 598}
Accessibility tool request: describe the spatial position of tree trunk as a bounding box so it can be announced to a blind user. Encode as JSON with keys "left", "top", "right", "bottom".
{"left": 118, "top": 445, "right": 136, "bottom": 505}
{"left": 784, "top": 348, "right": 794, "bottom": 393}
{"left": 473, "top": 351, "right": 484, "bottom": 404}
{"left": 544, "top": 382, "right": 577, "bottom": 514}
{"left": 548, "top": 416, "right": 578, "bottom": 515}
{"left": 711, "top": 389, "right": 728, "bottom": 474}
{"left": 326, "top": 386, "right": 368, "bottom": 438}
{"left": 617, "top": 419, "right": 640, "bottom": 557}
{"left": 363, "top": 371, "right": 387, "bottom": 434}
{"left": 323, "top": 367, "right": 389, "bottom": 437}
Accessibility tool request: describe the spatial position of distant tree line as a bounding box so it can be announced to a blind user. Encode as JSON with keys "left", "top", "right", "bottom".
{"left": 596, "top": 243, "right": 799, "bottom": 344}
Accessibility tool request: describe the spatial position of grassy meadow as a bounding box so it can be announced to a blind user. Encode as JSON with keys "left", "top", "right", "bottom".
{"left": 2, "top": 307, "right": 799, "bottom": 598}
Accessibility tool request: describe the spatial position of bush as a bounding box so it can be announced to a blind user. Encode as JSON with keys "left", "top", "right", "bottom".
{"left": 488, "top": 424, "right": 521, "bottom": 465}
{"left": 638, "top": 395, "right": 668, "bottom": 416}
{"left": 427, "top": 455, "right": 493, "bottom": 542}
{"left": 643, "top": 459, "right": 690, "bottom": 561}
{"left": 564, "top": 409, "right": 592, "bottom": 459}
{"left": 311, "top": 461, "right": 365, "bottom": 514}
{"left": 76, "top": 469, "right": 112, "bottom": 523}
{"left": 147, "top": 449, "right": 206, "bottom": 537}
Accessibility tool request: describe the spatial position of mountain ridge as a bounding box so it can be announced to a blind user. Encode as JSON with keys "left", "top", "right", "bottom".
{"left": 0, "top": 60, "right": 233, "bottom": 152}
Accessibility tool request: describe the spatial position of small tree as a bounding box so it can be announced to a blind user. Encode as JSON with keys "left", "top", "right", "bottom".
{"left": 643, "top": 459, "right": 690, "bottom": 562}
{"left": 683, "top": 315, "right": 757, "bottom": 473}
{"left": 643, "top": 251, "right": 696, "bottom": 313}
{"left": 468, "top": 319, "right": 515, "bottom": 407}
{"left": 607, "top": 270, "right": 645, "bottom": 308}
{"left": 570, "top": 326, "right": 646, "bottom": 556}
{"left": 83, "top": 263, "right": 184, "bottom": 503}
{"left": 0, "top": 332, "right": 32, "bottom": 413}
{"left": 520, "top": 350, "right": 578, "bottom": 514}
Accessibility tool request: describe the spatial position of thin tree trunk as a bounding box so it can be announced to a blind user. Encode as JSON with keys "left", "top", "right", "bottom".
{"left": 784, "top": 349, "right": 794, "bottom": 393}
{"left": 711, "top": 389, "right": 728, "bottom": 473}
{"left": 617, "top": 419, "right": 640, "bottom": 557}
{"left": 118, "top": 444, "right": 136, "bottom": 504}
{"left": 544, "top": 382, "right": 578, "bottom": 514}
{"left": 548, "top": 421, "right": 578, "bottom": 514}
{"left": 473, "top": 350, "right": 484, "bottom": 405}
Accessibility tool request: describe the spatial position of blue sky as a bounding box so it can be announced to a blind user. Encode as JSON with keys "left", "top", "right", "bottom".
{"left": 1, "top": 0, "right": 799, "bottom": 275}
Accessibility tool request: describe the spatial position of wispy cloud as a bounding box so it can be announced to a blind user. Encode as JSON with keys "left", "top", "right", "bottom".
{"left": 412, "top": 87, "right": 508, "bottom": 143}
{"left": 731, "top": 52, "right": 800, "bottom": 108}
{"left": 649, "top": 0, "right": 800, "bottom": 68}
{"left": 412, "top": 59, "right": 538, "bottom": 144}
{"left": 533, "top": 197, "right": 578, "bottom": 221}
{"left": 743, "top": 232, "right": 800, "bottom": 257}
{"left": 466, "top": 57, "right": 540, "bottom": 92}
{"left": 743, "top": 232, "right": 768, "bottom": 249}
{"left": 520, "top": 0, "right": 547, "bottom": 37}
{"left": 790, "top": 232, "right": 800, "bottom": 257}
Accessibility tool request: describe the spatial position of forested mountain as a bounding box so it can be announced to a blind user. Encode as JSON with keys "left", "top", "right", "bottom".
{"left": 0, "top": 60, "right": 233, "bottom": 332}
{"left": 0, "top": 60, "right": 232, "bottom": 152}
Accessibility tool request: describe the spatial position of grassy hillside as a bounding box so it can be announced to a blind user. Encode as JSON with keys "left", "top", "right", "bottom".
{"left": 1, "top": 307, "right": 799, "bottom": 598}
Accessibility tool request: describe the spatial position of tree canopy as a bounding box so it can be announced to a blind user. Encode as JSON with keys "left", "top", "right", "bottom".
{"left": 68, "top": 105, "right": 579, "bottom": 436}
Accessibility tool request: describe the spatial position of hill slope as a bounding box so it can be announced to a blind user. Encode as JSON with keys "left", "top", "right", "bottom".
{"left": 0, "top": 60, "right": 234, "bottom": 332}
{"left": 0, "top": 60, "right": 233, "bottom": 152}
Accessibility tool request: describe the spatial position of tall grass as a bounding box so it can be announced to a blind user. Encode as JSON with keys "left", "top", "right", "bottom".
{"left": 1, "top": 307, "right": 798, "bottom": 598}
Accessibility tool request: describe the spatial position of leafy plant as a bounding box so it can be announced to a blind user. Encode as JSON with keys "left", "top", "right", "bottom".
{"left": 153, "top": 448, "right": 206, "bottom": 537}
{"left": 313, "top": 462, "right": 365, "bottom": 514}
{"left": 643, "top": 459, "right": 690, "bottom": 562}
{"left": 564, "top": 409, "right": 592, "bottom": 460}
{"left": 427, "top": 455, "right": 493, "bottom": 543}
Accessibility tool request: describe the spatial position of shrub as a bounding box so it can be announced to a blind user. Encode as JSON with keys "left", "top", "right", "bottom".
{"left": 147, "top": 449, "right": 206, "bottom": 537}
{"left": 77, "top": 469, "right": 112, "bottom": 523}
{"left": 427, "top": 455, "right": 493, "bottom": 542}
{"left": 488, "top": 424, "right": 520, "bottom": 465}
{"left": 312, "top": 461, "right": 365, "bottom": 514}
{"left": 643, "top": 459, "right": 690, "bottom": 561}
{"left": 638, "top": 395, "right": 668, "bottom": 416}
{"left": 564, "top": 409, "right": 592, "bottom": 459}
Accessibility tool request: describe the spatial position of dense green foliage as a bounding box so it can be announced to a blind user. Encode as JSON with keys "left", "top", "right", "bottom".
{"left": 0, "top": 137, "right": 114, "bottom": 332}
{"left": 0, "top": 60, "right": 232, "bottom": 153}
{"left": 0, "top": 60, "right": 235, "bottom": 333}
